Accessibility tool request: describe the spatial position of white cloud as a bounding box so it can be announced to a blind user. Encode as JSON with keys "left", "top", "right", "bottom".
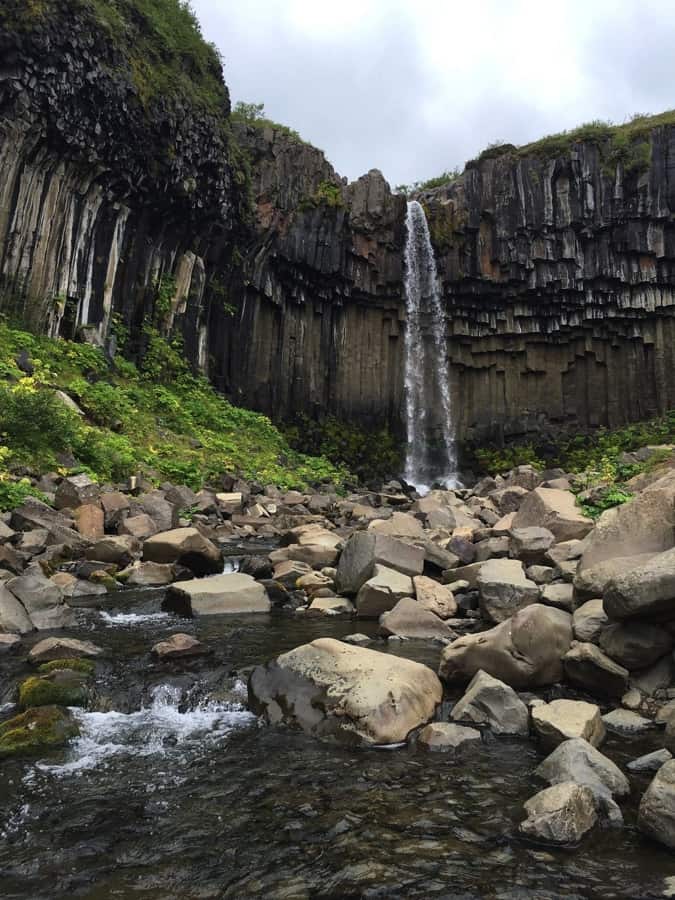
{"left": 192, "top": 0, "right": 675, "bottom": 185}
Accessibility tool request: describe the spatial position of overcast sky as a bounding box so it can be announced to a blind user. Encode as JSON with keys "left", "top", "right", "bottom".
{"left": 192, "top": 0, "right": 675, "bottom": 187}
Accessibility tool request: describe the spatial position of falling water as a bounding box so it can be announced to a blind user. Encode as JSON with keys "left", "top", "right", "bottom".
{"left": 403, "top": 200, "right": 458, "bottom": 490}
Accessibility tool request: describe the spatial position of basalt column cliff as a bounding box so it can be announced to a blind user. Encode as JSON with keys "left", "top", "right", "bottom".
{"left": 1, "top": 3, "right": 675, "bottom": 448}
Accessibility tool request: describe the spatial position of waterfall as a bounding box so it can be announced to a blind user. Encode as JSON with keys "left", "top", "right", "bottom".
{"left": 402, "top": 200, "right": 458, "bottom": 490}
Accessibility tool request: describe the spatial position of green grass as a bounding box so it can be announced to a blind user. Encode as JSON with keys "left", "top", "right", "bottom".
{"left": 0, "top": 320, "right": 351, "bottom": 508}
{"left": 231, "top": 101, "right": 308, "bottom": 145}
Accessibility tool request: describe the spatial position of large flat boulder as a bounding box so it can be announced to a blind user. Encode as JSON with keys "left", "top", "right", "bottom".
{"left": 378, "top": 597, "right": 455, "bottom": 641}
{"left": 143, "top": 527, "right": 223, "bottom": 575}
{"left": 164, "top": 573, "right": 270, "bottom": 616}
{"left": 512, "top": 488, "right": 593, "bottom": 542}
{"left": 573, "top": 552, "right": 656, "bottom": 600}
{"left": 355, "top": 564, "right": 413, "bottom": 619}
{"left": 477, "top": 558, "right": 540, "bottom": 623}
{"left": 439, "top": 604, "right": 572, "bottom": 688}
{"left": 450, "top": 669, "right": 529, "bottom": 735}
{"left": 578, "top": 470, "right": 675, "bottom": 573}
{"left": 603, "top": 547, "right": 675, "bottom": 620}
{"left": 248, "top": 637, "right": 442, "bottom": 746}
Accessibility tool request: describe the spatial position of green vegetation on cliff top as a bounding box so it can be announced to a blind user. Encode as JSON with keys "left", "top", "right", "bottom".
{"left": 3, "top": 0, "right": 229, "bottom": 115}
{"left": 0, "top": 320, "right": 350, "bottom": 509}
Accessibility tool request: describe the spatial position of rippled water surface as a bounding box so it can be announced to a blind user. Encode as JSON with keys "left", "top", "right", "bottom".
{"left": 1, "top": 579, "right": 674, "bottom": 899}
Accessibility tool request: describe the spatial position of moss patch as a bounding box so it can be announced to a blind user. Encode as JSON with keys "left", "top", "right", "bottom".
{"left": 19, "top": 672, "right": 90, "bottom": 709}
{"left": 38, "top": 658, "right": 96, "bottom": 676}
{"left": 0, "top": 705, "right": 80, "bottom": 758}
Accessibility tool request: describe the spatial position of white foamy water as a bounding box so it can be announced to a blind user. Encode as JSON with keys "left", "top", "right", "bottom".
{"left": 34, "top": 684, "right": 255, "bottom": 777}
{"left": 403, "top": 200, "right": 460, "bottom": 489}
{"left": 99, "top": 610, "right": 171, "bottom": 627}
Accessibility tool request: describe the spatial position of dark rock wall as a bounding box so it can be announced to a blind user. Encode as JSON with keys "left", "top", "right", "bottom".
{"left": 1, "top": 4, "right": 675, "bottom": 447}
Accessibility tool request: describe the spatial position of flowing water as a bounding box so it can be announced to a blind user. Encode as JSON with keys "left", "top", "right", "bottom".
{"left": 403, "top": 200, "right": 459, "bottom": 492}
{"left": 1, "top": 582, "right": 674, "bottom": 899}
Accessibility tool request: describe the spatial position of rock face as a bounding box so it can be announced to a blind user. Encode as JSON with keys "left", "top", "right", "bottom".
{"left": 439, "top": 603, "right": 572, "bottom": 687}
{"left": 248, "top": 638, "right": 442, "bottom": 746}
{"left": 3, "top": 3, "right": 675, "bottom": 444}
{"left": 164, "top": 574, "right": 270, "bottom": 617}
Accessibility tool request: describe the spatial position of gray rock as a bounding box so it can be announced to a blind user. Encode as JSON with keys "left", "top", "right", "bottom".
{"left": 0, "top": 583, "right": 33, "bottom": 634}
{"left": 627, "top": 749, "right": 672, "bottom": 773}
{"left": 599, "top": 622, "right": 672, "bottom": 670}
{"left": 602, "top": 708, "right": 653, "bottom": 735}
{"left": 519, "top": 782, "right": 597, "bottom": 845}
{"left": 536, "top": 737, "right": 629, "bottom": 798}
{"left": 355, "top": 565, "right": 413, "bottom": 619}
{"left": 563, "top": 642, "right": 629, "bottom": 697}
{"left": 573, "top": 553, "right": 657, "bottom": 600}
{"left": 532, "top": 699, "right": 605, "bottom": 749}
{"left": 638, "top": 759, "right": 675, "bottom": 849}
{"left": 54, "top": 473, "right": 100, "bottom": 510}
{"left": 450, "top": 669, "right": 529, "bottom": 735}
{"left": 572, "top": 599, "right": 608, "bottom": 643}
{"left": 413, "top": 576, "right": 457, "bottom": 618}
{"left": 513, "top": 488, "right": 593, "bottom": 542}
{"left": 604, "top": 547, "right": 675, "bottom": 620}
{"left": 137, "top": 491, "right": 177, "bottom": 532}
{"left": 341, "top": 633, "right": 371, "bottom": 646}
{"left": 477, "top": 558, "right": 540, "bottom": 623}
{"left": 417, "top": 721, "right": 481, "bottom": 751}
{"left": 439, "top": 603, "right": 572, "bottom": 688}
{"left": 143, "top": 527, "right": 222, "bottom": 576}
{"left": 10, "top": 497, "right": 86, "bottom": 551}
{"left": 541, "top": 583, "right": 575, "bottom": 612}
{"left": 28, "top": 636, "right": 103, "bottom": 663}
{"left": 379, "top": 597, "right": 455, "bottom": 641}
{"left": 510, "top": 527, "right": 555, "bottom": 565}
{"left": 6, "top": 574, "right": 71, "bottom": 630}
{"left": 335, "top": 532, "right": 424, "bottom": 595}
{"left": 164, "top": 573, "right": 270, "bottom": 617}
{"left": 86, "top": 535, "right": 140, "bottom": 566}
{"left": 526, "top": 565, "right": 555, "bottom": 585}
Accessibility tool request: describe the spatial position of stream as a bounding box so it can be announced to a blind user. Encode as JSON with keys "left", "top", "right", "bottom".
{"left": 0, "top": 548, "right": 674, "bottom": 898}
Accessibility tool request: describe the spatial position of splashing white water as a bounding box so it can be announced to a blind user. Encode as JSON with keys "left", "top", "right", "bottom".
{"left": 99, "top": 610, "right": 172, "bottom": 627}
{"left": 403, "top": 200, "right": 459, "bottom": 490}
{"left": 34, "top": 684, "right": 255, "bottom": 777}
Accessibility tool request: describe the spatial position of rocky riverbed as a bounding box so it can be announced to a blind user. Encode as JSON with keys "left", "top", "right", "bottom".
{"left": 1, "top": 465, "right": 675, "bottom": 897}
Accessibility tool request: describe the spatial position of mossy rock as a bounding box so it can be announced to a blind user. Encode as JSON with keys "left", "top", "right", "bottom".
{"left": 19, "top": 670, "right": 89, "bottom": 709}
{"left": 38, "top": 657, "right": 95, "bottom": 676}
{"left": 0, "top": 705, "right": 79, "bottom": 758}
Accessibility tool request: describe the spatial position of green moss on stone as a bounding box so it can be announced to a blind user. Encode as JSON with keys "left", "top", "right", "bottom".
{"left": 38, "top": 658, "right": 96, "bottom": 676}
{"left": 19, "top": 672, "right": 89, "bottom": 709}
{"left": 0, "top": 705, "right": 80, "bottom": 758}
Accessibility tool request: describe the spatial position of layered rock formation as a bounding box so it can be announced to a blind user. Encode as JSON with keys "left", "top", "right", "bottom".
{"left": 2, "top": 2, "right": 675, "bottom": 449}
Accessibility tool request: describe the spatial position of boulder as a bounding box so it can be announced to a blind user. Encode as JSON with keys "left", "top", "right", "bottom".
{"left": 513, "top": 488, "right": 593, "bottom": 542}
{"left": 602, "top": 709, "right": 653, "bottom": 735}
{"left": 306, "top": 597, "right": 353, "bottom": 616}
{"left": 444, "top": 561, "right": 487, "bottom": 589}
{"left": 0, "top": 583, "right": 33, "bottom": 634}
{"left": 287, "top": 543, "right": 339, "bottom": 568}
{"left": 510, "top": 527, "right": 555, "bottom": 565}
{"left": 6, "top": 574, "right": 71, "bottom": 630}
{"left": 0, "top": 543, "right": 23, "bottom": 574}
{"left": 540, "top": 583, "right": 575, "bottom": 612}
{"left": 489, "top": 486, "right": 529, "bottom": 514}
{"left": 627, "top": 749, "right": 672, "bottom": 774}
{"left": 163, "top": 484, "right": 199, "bottom": 511}
{"left": 10, "top": 497, "right": 86, "bottom": 551}
{"left": 417, "top": 722, "right": 481, "bottom": 751}
{"left": 367, "top": 512, "right": 426, "bottom": 540}
{"left": 248, "top": 637, "right": 442, "bottom": 745}
{"left": 572, "top": 599, "right": 608, "bottom": 643}
{"left": 164, "top": 573, "right": 270, "bottom": 617}
{"left": 474, "top": 536, "right": 510, "bottom": 562}
{"left": 599, "top": 622, "right": 672, "bottom": 670}
{"left": 100, "top": 491, "right": 131, "bottom": 529}
{"left": 520, "top": 782, "right": 597, "bottom": 845}
{"left": 579, "top": 470, "right": 675, "bottom": 573}
{"left": 573, "top": 553, "right": 656, "bottom": 600}
{"left": 272, "top": 559, "right": 312, "bottom": 588}
{"left": 28, "top": 636, "right": 103, "bottom": 663}
{"left": 0, "top": 706, "right": 80, "bottom": 758}
{"left": 119, "top": 514, "right": 159, "bottom": 540}
{"left": 379, "top": 597, "right": 455, "bottom": 641}
{"left": 536, "top": 737, "right": 629, "bottom": 798}
{"left": 439, "top": 604, "right": 572, "bottom": 688}
{"left": 54, "top": 474, "right": 99, "bottom": 510}
{"left": 120, "top": 561, "right": 175, "bottom": 586}
{"left": 413, "top": 576, "right": 457, "bottom": 618}
{"left": 603, "top": 547, "right": 675, "bottom": 620}
{"left": 355, "top": 565, "right": 414, "bottom": 619}
{"left": 137, "top": 491, "right": 177, "bottom": 532}
{"left": 531, "top": 699, "right": 605, "bottom": 749}
{"left": 638, "top": 760, "right": 675, "bottom": 849}
{"left": 143, "top": 527, "right": 223, "bottom": 576}
{"left": 477, "top": 558, "right": 540, "bottom": 623}
{"left": 86, "top": 535, "right": 140, "bottom": 566}
{"left": 73, "top": 504, "right": 104, "bottom": 540}
{"left": 563, "top": 643, "right": 629, "bottom": 697}
{"left": 450, "top": 669, "right": 528, "bottom": 735}
{"left": 151, "top": 633, "right": 210, "bottom": 660}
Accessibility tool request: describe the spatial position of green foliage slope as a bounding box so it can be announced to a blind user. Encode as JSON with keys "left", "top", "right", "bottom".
{"left": 0, "top": 322, "right": 350, "bottom": 509}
